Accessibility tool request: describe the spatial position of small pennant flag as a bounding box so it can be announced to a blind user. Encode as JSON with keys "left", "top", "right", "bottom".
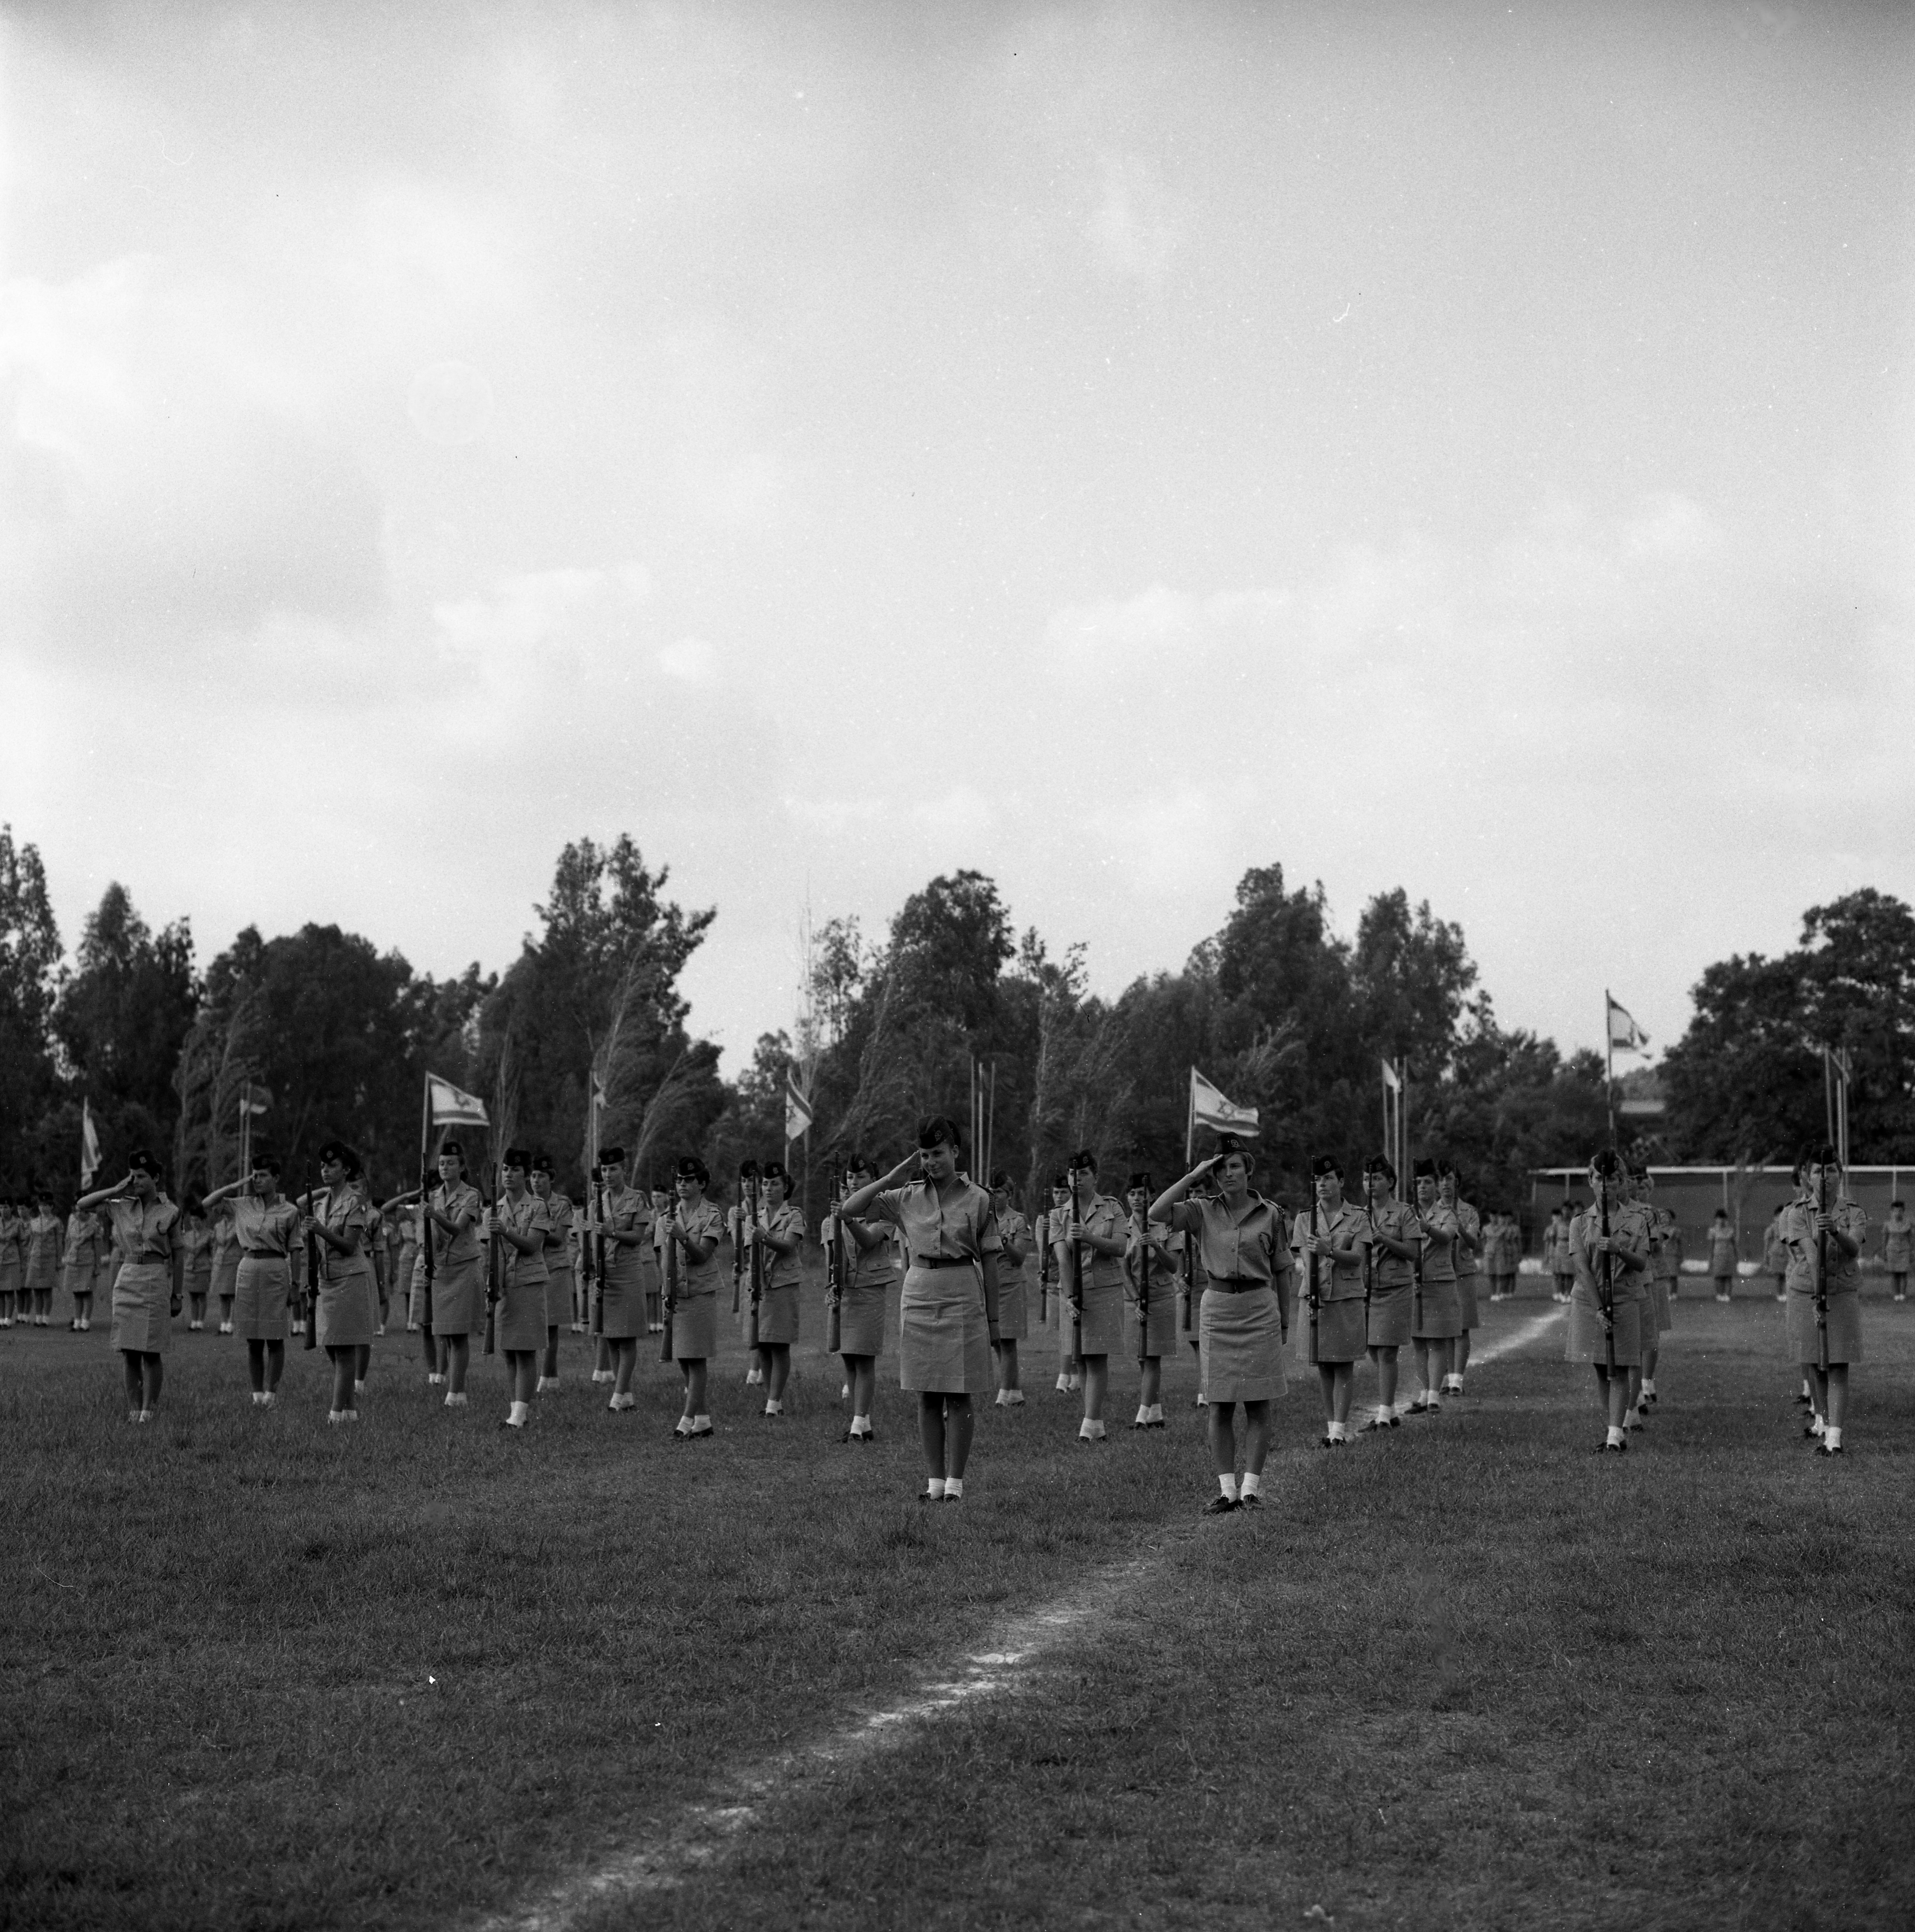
{"left": 1606, "top": 994, "right": 1650, "bottom": 1054}
{"left": 427, "top": 1073, "right": 491, "bottom": 1127}
{"left": 785, "top": 1069, "right": 814, "bottom": 1143}
{"left": 1380, "top": 1057, "right": 1401, "bottom": 1094}
{"left": 1190, "top": 1067, "right": 1259, "bottom": 1137}
{"left": 80, "top": 1099, "right": 101, "bottom": 1187}
{"left": 239, "top": 1080, "right": 272, "bottom": 1116}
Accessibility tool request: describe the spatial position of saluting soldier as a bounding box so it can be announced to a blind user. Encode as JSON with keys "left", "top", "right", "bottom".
{"left": 1152, "top": 1135, "right": 1293, "bottom": 1515}
{"left": 1293, "top": 1154, "right": 1368, "bottom": 1446}
{"left": 1059, "top": 1149, "right": 1128, "bottom": 1445}
{"left": 1635, "top": 1166, "right": 1677, "bottom": 1414}
{"left": 1780, "top": 1143, "right": 1866, "bottom": 1455}
{"left": 1359, "top": 1155, "right": 1416, "bottom": 1430}
{"left": 828, "top": 1154, "right": 894, "bottom": 1442}
{"left": 486, "top": 1148, "right": 551, "bottom": 1429}
{"left": 75, "top": 1151, "right": 183, "bottom": 1422}
{"left": 1406, "top": 1158, "right": 1461, "bottom": 1415}
{"left": 422, "top": 1140, "right": 483, "bottom": 1405}
{"left": 23, "top": 1188, "right": 62, "bottom": 1327}
{"left": 664, "top": 1156, "right": 726, "bottom": 1439}
{"left": 529, "top": 1155, "right": 573, "bottom": 1391}
{"left": 745, "top": 1160, "right": 805, "bottom": 1417}
{"left": 61, "top": 1197, "right": 108, "bottom": 1332}
{"left": 989, "top": 1171, "right": 1030, "bottom": 1407}
{"left": 301, "top": 1142, "right": 377, "bottom": 1424}
{"left": 1878, "top": 1199, "right": 1909, "bottom": 1302}
{"left": 1123, "top": 1172, "right": 1176, "bottom": 1430}
{"left": 209, "top": 1194, "right": 240, "bottom": 1334}
{"left": 841, "top": 1117, "right": 1002, "bottom": 1502}
{"left": 1437, "top": 1163, "right": 1481, "bottom": 1397}
{"left": 203, "top": 1157, "right": 300, "bottom": 1405}
{"left": 1566, "top": 1150, "right": 1650, "bottom": 1454}
{"left": 586, "top": 1146, "right": 653, "bottom": 1413}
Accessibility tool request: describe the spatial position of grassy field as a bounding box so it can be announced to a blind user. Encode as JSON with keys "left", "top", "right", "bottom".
{"left": 3, "top": 1277, "right": 1910, "bottom": 1932}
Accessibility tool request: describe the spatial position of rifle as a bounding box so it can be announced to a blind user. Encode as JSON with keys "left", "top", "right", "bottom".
{"left": 1036, "top": 1210, "right": 1051, "bottom": 1324}
{"left": 824, "top": 1167, "right": 843, "bottom": 1357}
{"left": 1306, "top": 1160, "right": 1321, "bottom": 1365}
{"left": 1597, "top": 1171, "right": 1616, "bottom": 1374}
{"left": 1179, "top": 1221, "right": 1194, "bottom": 1335}
{"left": 482, "top": 1166, "right": 500, "bottom": 1357}
{"left": 746, "top": 1166, "right": 763, "bottom": 1351}
{"left": 659, "top": 1193, "right": 677, "bottom": 1364}
{"left": 420, "top": 1165, "right": 437, "bottom": 1349}
{"left": 1815, "top": 1161, "right": 1830, "bottom": 1376}
{"left": 301, "top": 1167, "right": 319, "bottom": 1351}
{"left": 1133, "top": 1202, "right": 1150, "bottom": 1371}
{"left": 591, "top": 1164, "right": 607, "bottom": 1339}
{"left": 731, "top": 1166, "right": 748, "bottom": 1316}
{"left": 1069, "top": 1179, "right": 1087, "bottom": 1366}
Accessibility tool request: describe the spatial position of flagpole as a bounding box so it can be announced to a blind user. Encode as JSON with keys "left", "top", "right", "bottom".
{"left": 1605, "top": 993, "right": 1616, "bottom": 1149}
{"left": 1185, "top": 1069, "right": 1195, "bottom": 1166}
{"left": 420, "top": 1071, "right": 432, "bottom": 1177}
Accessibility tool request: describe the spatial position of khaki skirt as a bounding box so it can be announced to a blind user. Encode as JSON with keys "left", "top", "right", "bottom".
{"left": 1565, "top": 1283, "right": 1643, "bottom": 1367}
{"left": 543, "top": 1260, "right": 573, "bottom": 1333}
{"left": 1135, "top": 1283, "right": 1178, "bottom": 1358}
{"left": 599, "top": 1250, "right": 645, "bottom": 1339}
{"left": 1414, "top": 1278, "right": 1463, "bottom": 1341}
{"left": 837, "top": 1277, "right": 888, "bottom": 1357}
{"left": 234, "top": 1254, "right": 291, "bottom": 1341}
{"left": 994, "top": 1272, "right": 1029, "bottom": 1341}
{"left": 672, "top": 1286, "right": 717, "bottom": 1361}
{"left": 317, "top": 1265, "right": 376, "bottom": 1349}
{"left": 1200, "top": 1284, "right": 1286, "bottom": 1403}
{"left": 431, "top": 1254, "right": 482, "bottom": 1337}
{"left": 497, "top": 1264, "right": 548, "bottom": 1352}
{"left": 0, "top": 1250, "right": 17, "bottom": 1292}
{"left": 758, "top": 1280, "right": 800, "bottom": 1346}
{"left": 1303, "top": 1296, "right": 1367, "bottom": 1366}
{"left": 1787, "top": 1288, "right": 1861, "bottom": 1365}
{"left": 1073, "top": 1279, "right": 1125, "bottom": 1356}
{"left": 212, "top": 1251, "right": 240, "bottom": 1300}
{"left": 408, "top": 1252, "right": 433, "bottom": 1329}
{"left": 1456, "top": 1273, "right": 1480, "bottom": 1330}
{"left": 61, "top": 1261, "right": 95, "bottom": 1305}
{"left": 900, "top": 1262, "right": 991, "bottom": 1396}
{"left": 1648, "top": 1277, "right": 1673, "bottom": 1334}
{"left": 1368, "top": 1281, "right": 1412, "bottom": 1348}
{"left": 112, "top": 1260, "right": 173, "bottom": 1354}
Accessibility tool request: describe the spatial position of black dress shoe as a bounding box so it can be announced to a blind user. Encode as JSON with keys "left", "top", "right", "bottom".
{"left": 1239, "top": 1491, "right": 1263, "bottom": 1507}
{"left": 1201, "top": 1494, "right": 1239, "bottom": 1516}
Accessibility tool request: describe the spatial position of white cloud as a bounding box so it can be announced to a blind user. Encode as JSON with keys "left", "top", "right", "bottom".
{"left": 656, "top": 636, "right": 717, "bottom": 682}
{"left": 1087, "top": 153, "right": 1177, "bottom": 279}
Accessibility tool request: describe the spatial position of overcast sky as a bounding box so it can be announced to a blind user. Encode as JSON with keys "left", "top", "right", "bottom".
{"left": 3, "top": 1, "right": 1911, "bottom": 1075}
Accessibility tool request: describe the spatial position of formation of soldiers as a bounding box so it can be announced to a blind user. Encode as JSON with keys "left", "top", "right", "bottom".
{"left": 13, "top": 1122, "right": 1877, "bottom": 1503}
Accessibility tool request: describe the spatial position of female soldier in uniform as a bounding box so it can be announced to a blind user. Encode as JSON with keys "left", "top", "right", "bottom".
{"left": 1153, "top": 1135, "right": 1293, "bottom": 1513}
{"left": 747, "top": 1160, "right": 805, "bottom": 1416}
{"left": 1763, "top": 1202, "right": 1790, "bottom": 1303}
{"left": 1123, "top": 1172, "right": 1176, "bottom": 1429}
{"left": 62, "top": 1197, "right": 107, "bottom": 1332}
{"left": 1634, "top": 1165, "right": 1677, "bottom": 1413}
{"left": 829, "top": 1154, "right": 893, "bottom": 1441}
{"left": 178, "top": 1195, "right": 214, "bottom": 1332}
{"left": 422, "top": 1141, "right": 482, "bottom": 1405}
{"left": 210, "top": 1194, "right": 240, "bottom": 1333}
{"left": 1706, "top": 1209, "right": 1738, "bottom": 1302}
{"left": 1407, "top": 1159, "right": 1461, "bottom": 1415}
{"left": 1878, "top": 1199, "right": 1909, "bottom": 1302}
{"left": 1045, "top": 1176, "right": 1079, "bottom": 1395}
{"left": 303, "top": 1142, "right": 375, "bottom": 1423}
{"left": 1359, "top": 1155, "right": 1416, "bottom": 1430}
{"left": 1548, "top": 1205, "right": 1574, "bottom": 1303}
{"left": 841, "top": 1117, "right": 1001, "bottom": 1501}
{"left": 204, "top": 1157, "right": 300, "bottom": 1404}
{"left": 989, "top": 1171, "right": 1030, "bottom": 1407}
{"left": 529, "top": 1155, "right": 573, "bottom": 1391}
{"left": 1435, "top": 1165, "right": 1480, "bottom": 1396}
{"left": 586, "top": 1146, "right": 653, "bottom": 1412}
{"left": 0, "top": 1199, "right": 21, "bottom": 1325}
{"left": 1059, "top": 1150, "right": 1128, "bottom": 1445}
{"left": 1294, "top": 1155, "right": 1368, "bottom": 1445}
{"left": 488, "top": 1148, "right": 551, "bottom": 1428}
{"left": 665, "top": 1156, "right": 725, "bottom": 1438}
{"left": 1781, "top": 1144, "right": 1866, "bottom": 1454}
{"left": 24, "top": 1189, "right": 62, "bottom": 1327}
{"left": 1567, "top": 1150, "right": 1650, "bottom": 1453}
{"left": 76, "top": 1152, "right": 182, "bottom": 1421}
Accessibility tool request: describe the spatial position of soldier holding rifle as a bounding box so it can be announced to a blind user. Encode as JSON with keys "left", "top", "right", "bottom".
{"left": 664, "top": 1156, "right": 725, "bottom": 1439}
{"left": 1567, "top": 1150, "right": 1650, "bottom": 1454}
{"left": 826, "top": 1153, "right": 894, "bottom": 1442}
{"left": 1043, "top": 1175, "right": 1080, "bottom": 1395}
{"left": 1123, "top": 1172, "right": 1176, "bottom": 1430}
{"left": 527, "top": 1155, "right": 573, "bottom": 1390}
{"left": 1633, "top": 1165, "right": 1677, "bottom": 1416}
{"left": 583, "top": 1146, "right": 653, "bottom": 1413}
{"left": 1405, "top": 1158, "right": 1461, "bottom": 1416}
{"left": 1780, "top": 1143, "right": 1865, "bottom": 1456}
{"left": 988, "top": 1171, "right": 1031, "bottom": 1408}
{"left": 418, "top": 1141, "right": 482, "bottom": 1407}
{"left": 1293, "top": 1155, "right": 1367, "bottom": 1447}
{"left": 1060, "top": 1149, "right": 1128, "bottom": 1446}
{"left": 839, "top": 1117, "right": 1001, "bottom": 1503}
{"left": 485, "top": 1148, "right": 551, "bottom": 1430}
{"left": 1152, "top": 1134, "right": 1294, "bottom": 1517}
{"left": 1437, "top": 1162, "right": 1481, "bottom": 1398}
{"left": 742, "top": 1159, "right": 804, "bottom": 1417}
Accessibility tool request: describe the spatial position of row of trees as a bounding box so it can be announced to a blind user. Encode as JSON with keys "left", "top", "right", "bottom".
{"left": 4, "top": 820, "right": 1911, "bottom": 1217}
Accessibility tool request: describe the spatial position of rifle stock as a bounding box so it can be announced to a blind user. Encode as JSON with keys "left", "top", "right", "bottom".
{"left": 1037, "top": 1211, "right": 1051, "bottom": 1324}
{"left": 482, "top": 1168, "right": 499, "bottom": 1357}
{"left": 1306, "top": 1161, "right": 1321, "bottom": 1364}
{"left": 1598, "top": 1177, "right": 1616, "bottom": 1374}
{"left": 824, "top": 1169, "right": 843, "bottom": 1358}
{"left": 1133, "top": 1204, "right": 1149, "bottom": 1369}
{"left": 659, "top": 1194, "right": 677, "bottom": 1364}
{"left": 591, "top": 1167, "right": 607, "bottom": 1338}
{"left": 746, "top": 1169, "right": 763, "bottom": 1350}
{"left": 302, "top": 1168, "right": 319, "bottom": 1352}
{"left": 420, "top": 1165, "right": 437, "bottom": 1350}
{"left": 1816, "top": 1163, "right": 1830, "bottom": 1376}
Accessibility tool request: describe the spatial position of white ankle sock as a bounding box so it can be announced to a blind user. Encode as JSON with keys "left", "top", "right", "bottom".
{"left": 1606, "top": 1425, "right": 1625, "bottom": 1447}
{"left": 1824, "top": 1425, "right": 1843, "bottom": 1449}
{"left": 926, "top": 1476, "right": 947, "bottom": 1499}
{"left": 689, "top": 1414, "right": 711, "bottom": 1434}
{"left": 1240, "top": 1471, "right": 1262, "bottom": 1498}
{"left": 943, "top": 1476, "right": 964, "bottom": 1499}
{"left": 1217, "top": 1473, "right": 1239, "bottom": 1501}
{"left": 1134, "top": 1406, "right": 1151, "bottom": 1425}
{"left": 508, "top": 1401, "right": 529, "bottom": 1426}
{"left": 849, "top": 1415, "right": 871, "bottom": 1435}
{"left": 764, "top": 1399, "right": 782, "bottom": 1415}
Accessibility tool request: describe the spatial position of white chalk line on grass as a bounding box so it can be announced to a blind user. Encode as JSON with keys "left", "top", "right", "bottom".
{"left": 474, "top": 1303, "right": 1566, "bottom": 1932}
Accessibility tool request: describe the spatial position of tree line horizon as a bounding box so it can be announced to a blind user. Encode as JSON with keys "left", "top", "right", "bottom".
{"left": 2, "top": 822, "right": 1909, "bottom": 1222}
